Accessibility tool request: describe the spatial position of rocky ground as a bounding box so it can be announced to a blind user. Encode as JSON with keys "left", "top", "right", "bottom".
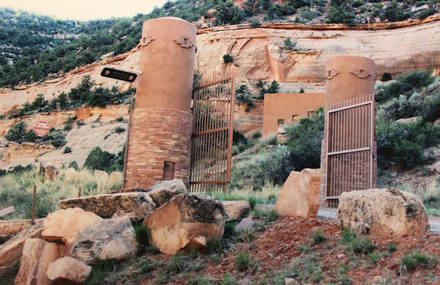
{"left": 97, "top": 216, "right": 440, "bottom": 285}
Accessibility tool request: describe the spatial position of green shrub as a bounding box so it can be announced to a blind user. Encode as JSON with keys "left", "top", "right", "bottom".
{"left": 376, "top": 121, "right": 440, "bottom": 169}
{"left": 84, "top": 147, "right": 119, "bottom": 172}
{"left": 311, "top": 230, "right": 327, "bottom": 245}
{"left": 114, "top": 126, "right": 125, "bottom": 133}
{"left": 63, "top": 146, "right": 72, "bottom": 154}
{"left": 326, "top": 0, "right": 355, "bottom": 25}
{"left": 5, "top": 122, "right": 36, "bottom": 143}
{"left": 284, "top": 38, "right": 297, "bottom": 50}
{"left": 249, "top": 18, "right": 261, "bottom": 28}
{"left": 341, "top": 229, "right": 375, "bottom": 254}
{"left": 223, "top": 54, "right": 234, "bottom": 64}
{"left": 206, "top": 236, "right": 224, "bottom": 254}
{"left": 289, "top": 253, "right": 323, "bottom": 283}
{"left": 248, "top": 196, "right": 257, "bottom": 210}
{"left": 134, "top": 224, "right": 151, "bottom": 246}
{"left": 221, "top": 274, "right": 238, "bottom": 285}
{"left": 401, "top": 251, "right": 438, "bottom": 271}
{"left": 286, "top": 109, "right": 324, "bottom": 171}
{"left": 386, "top": 242, "right": 397, "bottom": 253}
{"left": 235, "top": 252, "right": 250, "bottom": 272}
{"left": 68, "top": 161, "right": 79, "bottom": 170}
{"left": 235, "top": 85, "right": 255, "bottom": 110}
{"left": 168, "top": 255, "right": 185, "bottom": 273}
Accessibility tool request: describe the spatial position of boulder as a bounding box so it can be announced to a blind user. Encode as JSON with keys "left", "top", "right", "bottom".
{"left": 0, "top": 220, "right": 32, "bottom": 244}
{"left": 144, "top": 194, "right": 226, "bottom": 255}
{"left": 275, "top": 169, "right": 321, "bottom": 218}
{"left": 14, "top": 238, "right": 59, "bottom": 285}
{"left": 222, "top": 200, "right": 250, "bottom": 221}
{"left": 146, "top": 179, "right": 188, "bottom": 207}
{"left": 235, "top": 217, "right": 254, "bottom": 232}
{"left": 70, "top": 216, "right": 136, "bottom": 264}
{"left": 47, "top": 256, "right": 91, "bottom": 284}
{"left": 423, "top": 147, "right": 440, "bottom": 162}
{"left": 42, "top": 208, "right": 102, "bottom": 246}
{"left": 338, "top": 188, "right": 429, "bottom": 237}
{"left": 58, "top": 192, "right": 155, "bottom": 221}
{"left": 0, "top": 220, "right": 43, "bottom": 273}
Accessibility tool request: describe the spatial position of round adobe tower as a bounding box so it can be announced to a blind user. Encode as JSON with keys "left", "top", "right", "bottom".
{"left": 325, "top": 55, "right": 375, "bottom": 106}
{"left": 321, "top": 55, "right": 377, "bottom": 206}
{"left": 124, "top": 17, "right": 196, "bottom": 190}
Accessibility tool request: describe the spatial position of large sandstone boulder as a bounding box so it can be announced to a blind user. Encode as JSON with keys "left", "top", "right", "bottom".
{"left": 14, "top": 238, "right": 59, "bottom": 285}
{"left": 146, "top": 179, "right": 188, "bottom": 207}
{"left": 222, "top": 200, "right": 250, "bottom": 221}
{"left": 47, "top": 256, "right": 91, "bottom": 284}
{"left": 338, "top": 188, "right": 429, "bottom": 237}
{"left": 0, "top": 220, "right": 43, "bottom": 273}
{"left": 0, "top": 220, "right": 32, "bottom": 244}
{"left": 42, "top": 208, "right": 102, "bottom": 246}
{"left": 70, "top": 216, "right": 136, "bottom": 264}
{"left": 58, "top": 192, "right": 155, "bottom": 221}
{"left": 145, "top": 194, "right": 226, "bottom": 255}
{"left": 275, "top": 169, "right": 321, "bottom": 218}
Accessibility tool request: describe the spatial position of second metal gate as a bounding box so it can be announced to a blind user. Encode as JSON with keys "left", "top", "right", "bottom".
{"left": 325, "top": 94, "right": 375, "bottom": 206}
{"left": 190, "top": 75, "right": 235, "bottom": 192}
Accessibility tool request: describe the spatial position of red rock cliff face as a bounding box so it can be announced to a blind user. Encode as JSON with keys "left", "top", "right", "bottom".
{"left": 195, "top": 17, "right": 440, "bottom": 83}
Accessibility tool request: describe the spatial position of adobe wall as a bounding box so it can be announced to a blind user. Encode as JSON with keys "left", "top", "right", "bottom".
{"left": 262, "top": 93, "right": 325, "bottom": 137}
{"left": 124, "top": 17, "right": 196, "bottom": 190}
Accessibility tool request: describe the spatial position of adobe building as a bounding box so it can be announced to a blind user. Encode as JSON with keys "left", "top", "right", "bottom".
{"left": 262, "top": 93, "right": 325, "bottom": 137}
{"left": 123, "top": 17, "right": 196, "bottom": 190}
{"left": 320, "top": 55, "right": 377, "bottom": 206}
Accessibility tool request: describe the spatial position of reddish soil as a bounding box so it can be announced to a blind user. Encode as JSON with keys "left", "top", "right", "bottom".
{"left": 143, "top": 217, "right": 440, "bottom": 284}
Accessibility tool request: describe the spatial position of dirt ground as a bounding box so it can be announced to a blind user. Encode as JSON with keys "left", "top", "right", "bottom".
{"left": 140, "top": 217, "right": 440, "bottom": 285}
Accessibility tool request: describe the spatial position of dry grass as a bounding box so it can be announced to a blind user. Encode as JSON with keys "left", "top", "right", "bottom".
{"left": 0, "top": 167, "right": 122, "bottom": 219}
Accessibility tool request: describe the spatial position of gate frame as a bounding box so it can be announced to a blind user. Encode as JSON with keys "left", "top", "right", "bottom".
{"left": 325, "top": 94, "right": 375, "bottom": 202}
{"left": 189, "top": 75, "right": 235, "bottom": 192}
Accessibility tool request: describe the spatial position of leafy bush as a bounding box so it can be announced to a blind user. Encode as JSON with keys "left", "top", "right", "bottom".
{"left": 63, "top": 146, "right": 72, "bottom": 154}
{"left": 286, "top": 109, "right": 324, "bottom": 170}
{"left": 249, "top": 18, "right": 261, "bottom": 28}
{"left": 311, "top": 230, "right": 327, "bottom": 245}
{"left": 215, "top": 1, "right": 244, "bottom": 25}
{"left": 376, "top": 121, "right": 440, "bottom": 169}
{"left": 284, "top": 38, "right": 297, "bottom": 50}
{"left": 5, "top": 122, "right": 36, "bottom": 143}
{"left": 114, "top": 126, "right": 126, "bottom": 133}
{"left": 235, "top": 252, "right": 250, "bottom": 272}
{"left": 223, "top": 54, "right": 234, "bottom": 64}
{"left": 326, "top": 0, "right": 355, "bottom": 25}
{"left": 401, "top": 251, "right": 438, "bottom": 271}
{"left": 84, "top": 147, "right": 122, "bottom": 172}
{"left": 376, "top": 70, "right": 434, "bottom": 102}
{"left": 235, "top": 85, "right": 255, "bottom": 110}
{"left": 341, "top": 228, "right": 375, "bottom": 254}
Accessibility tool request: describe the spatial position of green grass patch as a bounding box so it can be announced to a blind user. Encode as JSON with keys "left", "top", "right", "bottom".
{"left": 401, "top": 250, "right": 438, "bottom": 271}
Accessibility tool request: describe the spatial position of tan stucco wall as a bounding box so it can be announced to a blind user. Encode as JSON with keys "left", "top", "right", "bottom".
{"left": 262, "top": 93, "right": 325, "bottom": 137}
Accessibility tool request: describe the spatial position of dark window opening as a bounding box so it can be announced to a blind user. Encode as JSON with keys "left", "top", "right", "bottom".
{"left": 277, "top": 119, "right": 285, "bottom": 126}
{"left": 163, "top": 161, "right": 175, "bottom": 181}
{"left": 291, "top": 114, "right": 299, "bottom": 122}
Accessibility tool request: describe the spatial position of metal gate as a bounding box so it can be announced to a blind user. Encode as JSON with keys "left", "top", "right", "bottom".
{"left": 325, "top": 94, "right": 375, "bottom": 206}
{"left": 190, "top": 75, "right": 235, "bottom": 192}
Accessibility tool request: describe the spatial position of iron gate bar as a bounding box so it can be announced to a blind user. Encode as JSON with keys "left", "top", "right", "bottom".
{"left": 190, "top": 74, "right": 234, "bottom": 192}
{"left": 325, "top": 94, "right": 375, "bottom": 205}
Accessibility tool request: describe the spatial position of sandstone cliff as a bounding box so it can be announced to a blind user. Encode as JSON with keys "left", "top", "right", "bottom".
{"left": 0, "top": 18, "right": 440, "bottom": 168}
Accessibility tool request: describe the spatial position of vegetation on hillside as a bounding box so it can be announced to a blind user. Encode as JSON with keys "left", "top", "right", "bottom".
{"left": 0, "top": 167, "right": 122, "bottom": 219}
{"left": 1, "top": 1, "right": 439, "bottom": 87}
{"left": 8, "top": 76, "right": 135, "bottom": 119}
{"left": 230, "top": 71, "right": 440, "bottom": 196}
